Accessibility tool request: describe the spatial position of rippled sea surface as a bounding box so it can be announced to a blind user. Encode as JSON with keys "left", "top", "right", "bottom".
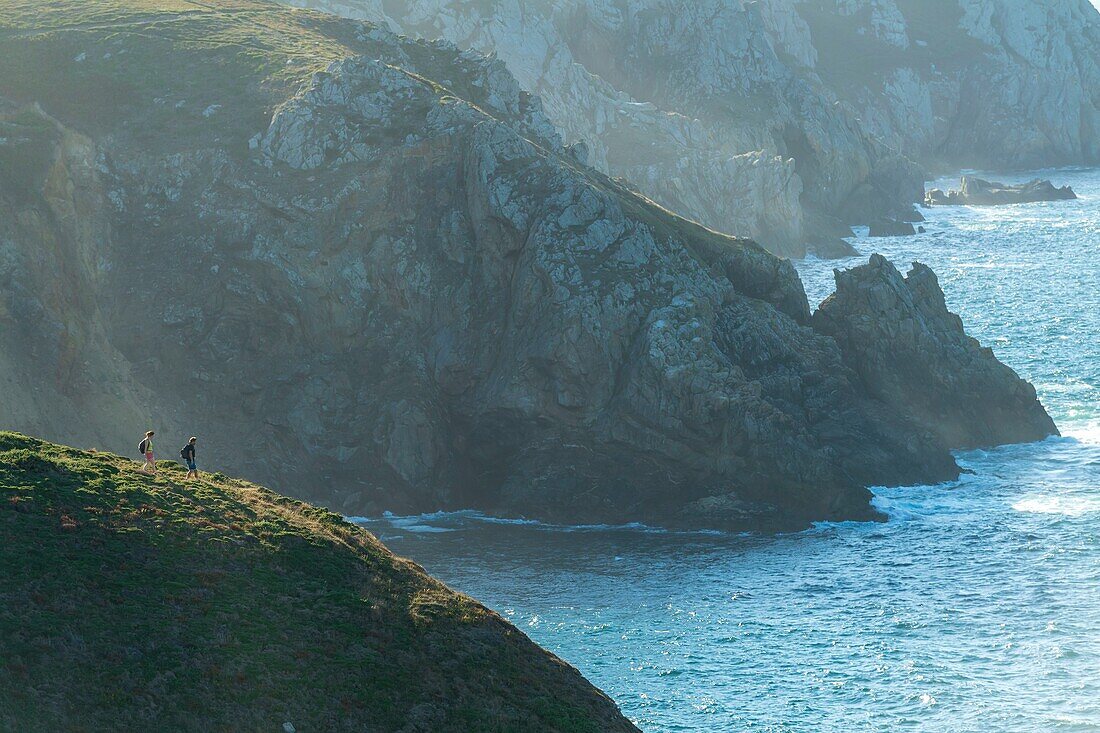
{"left": 354, "top": 169, "right": 1100, "bottom": 732}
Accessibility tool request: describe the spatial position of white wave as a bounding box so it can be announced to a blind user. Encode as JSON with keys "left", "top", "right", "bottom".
{"left": 1011, "top": 494, "right": 1100, "bottom": 517}
{"left": 1063, "top": 422, "right": 1100, "bottom": 446}
{"left": 350, "top": 509, "right": 730, "bottom": 536}
{"left": 389, "top": 523, "right": 455, "bottom": 533}
{"left": 868, "top": 494, "right": 923, "bottom": 522}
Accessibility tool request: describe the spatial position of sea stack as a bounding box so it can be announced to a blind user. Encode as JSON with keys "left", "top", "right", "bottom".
{"left": 813, "top": 254, "right": 1059, "bottom": 449}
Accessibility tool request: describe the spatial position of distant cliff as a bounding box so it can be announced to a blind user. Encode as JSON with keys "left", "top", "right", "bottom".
{"left": 0, "top": 432, "right": 639, "bottom": 732}
{"left": 286, "top": 0, "right": 1100, "bottom": 257}
{"left": 0, "top": 0, "right": 1055, "bottom": 531}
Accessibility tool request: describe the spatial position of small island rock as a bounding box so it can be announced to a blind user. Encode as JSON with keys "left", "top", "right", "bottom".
{"left": 925, "top": 177, "right": 1077, "bottom": 206}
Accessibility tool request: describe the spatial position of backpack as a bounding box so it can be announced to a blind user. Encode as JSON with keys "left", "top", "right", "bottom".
{"left": 180, "top": 446, "right": 189, "bottom": 460}
{"left": 138, "top": 439, "right": 147, "bottom": 455}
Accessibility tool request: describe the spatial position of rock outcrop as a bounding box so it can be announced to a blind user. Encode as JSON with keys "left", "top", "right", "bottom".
{"left": 283, "top": 0, "right": 925, "bottom": 256}
{"left": 287, "top": 0, "right": 1100, "bottom": 257}
{"left": 925, "top": 177, "right": 1078, "bottom": 206}
{"left": 0, "top": 1, "right": 1055, "bottom": 531}
{"left": 813, "top": 255, "right": 1059, "bottom": 449}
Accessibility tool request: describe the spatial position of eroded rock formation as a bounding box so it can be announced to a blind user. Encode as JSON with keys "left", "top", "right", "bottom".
{"left": 868, "top": 219, "right": 917, "bottom": 237}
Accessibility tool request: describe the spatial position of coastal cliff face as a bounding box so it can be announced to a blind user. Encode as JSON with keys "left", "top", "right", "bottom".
{"left": 0, "top": 0, "right": 1055, "bottom": 531}
{"left": 800, "top": 0, "right": 1100, "bottom": 169}
{"left": 286, "top": 0, "right": 1100, "bottom": 256}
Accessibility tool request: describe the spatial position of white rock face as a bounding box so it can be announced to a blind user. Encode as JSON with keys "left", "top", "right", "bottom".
{"left": 946, "top": 0, "right": 1100, "bottom": 165}
{"left": 758, "top": 0, "right": 818, "bottom": 67}
{"left": 282, "top": 0, "right": 862, "bottom": 256}
{"left": 834, "top": 0, "right": 910, "bottom": 48}
{"left": 283, "top": 0, "right": 1100, "bottom": 255}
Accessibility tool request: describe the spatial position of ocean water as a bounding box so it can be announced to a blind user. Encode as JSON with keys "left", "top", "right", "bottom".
{"left": 353, "top": 169, "right": 1100, "bottom": 732}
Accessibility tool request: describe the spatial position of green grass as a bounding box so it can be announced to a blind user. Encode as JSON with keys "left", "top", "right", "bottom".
{"left": 0, "top": 0, "right": 360, "bottom": 145}
{"left": 0, "top": 432, "right": 632, "bottom": 732}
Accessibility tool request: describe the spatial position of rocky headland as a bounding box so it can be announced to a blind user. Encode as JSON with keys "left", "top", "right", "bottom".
{"left": 285, "top": 0, "right": 1100, "bottom": 257}
{"left": 0, "top": 432, "right": 639, "bottom": 732}
{"left": 0, "top": 0, "right": 1057, "bottom": 532}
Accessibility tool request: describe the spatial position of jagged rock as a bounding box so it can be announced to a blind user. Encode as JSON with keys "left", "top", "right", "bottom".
{"left": 809, "top": 236, "right": 859, "bottom": 258}
{"left": 812, "top": 254, "right": 1059, "bottom": 448}
{"left": 868, "top": 219, "right": 916, "bottom": 237}
{"left": 565, "top": 140, "right": 589, "bottom": 166}
{"left": 925, "top": 176, "right": 1078, "bottom": 206}
{"left": 284, "top": 0, "right": 926, "bottom": 257}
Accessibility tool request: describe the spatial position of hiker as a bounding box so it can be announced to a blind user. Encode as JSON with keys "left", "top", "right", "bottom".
{"left": 180, "top": 436, "right": 198, "bottom": 480}
{"left": 139, "top": 430, "right": 156, "bottom": 474}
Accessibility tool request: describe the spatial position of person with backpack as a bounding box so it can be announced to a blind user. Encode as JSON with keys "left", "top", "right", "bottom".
{"left": 139, "top": 430, "right": 156, "bottom": 474}
{"left": 180, "top": 436, "right": 198, "bottom": 480}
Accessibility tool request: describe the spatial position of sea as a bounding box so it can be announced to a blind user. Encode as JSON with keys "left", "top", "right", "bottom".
{"left": 352, "top": 169, "right": 1100, "bottom": 732}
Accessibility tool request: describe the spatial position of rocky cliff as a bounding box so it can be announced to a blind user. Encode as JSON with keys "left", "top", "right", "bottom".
{"left": 285, "top": 0, "right": 1100, "bottom": 256}
{"left": 0, "top": 432, "right": 639, "bottom": 732}
{"left": 809, "top": 0, "right": 1100, "bottom": 169}
{"left": 0, "top": 0, "right": 1055, "bottom": 531}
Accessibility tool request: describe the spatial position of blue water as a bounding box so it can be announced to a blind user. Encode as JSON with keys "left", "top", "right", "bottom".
{"left": 354, "top": 169, "right": 1100, "bottom": 732}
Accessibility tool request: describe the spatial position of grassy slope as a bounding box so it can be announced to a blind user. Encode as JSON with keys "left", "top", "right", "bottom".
{"left": 0, "top": 0, "right": 534, "bottom": 153}
{"left": 0, "top": 432, "right": 636, "bottom": 732}
{"left": 0, "top": 0, "right": 366, "bottom": 149}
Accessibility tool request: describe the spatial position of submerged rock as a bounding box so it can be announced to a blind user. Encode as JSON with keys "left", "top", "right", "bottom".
{"left": 925, "top": 177, "right": 1078, "bottom": 206}
{"left": 813, "top": 254, "right": 1059, "bottom": 449}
